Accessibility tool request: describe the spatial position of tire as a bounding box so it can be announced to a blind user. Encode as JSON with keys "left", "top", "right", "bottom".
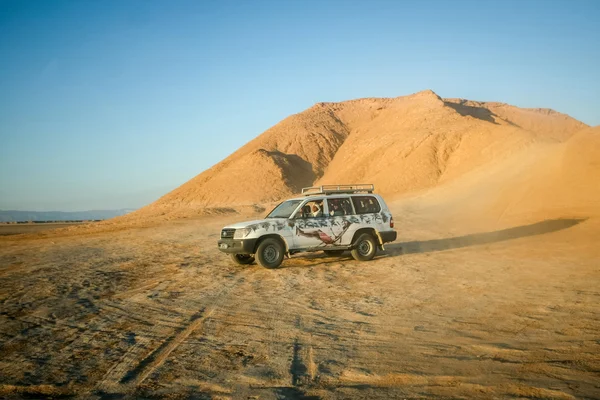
{"left": 256, "top": 238, "right": 285, "bottom": 269}
{"left": 351, "top": 233, "right": 377, "bottom": 261}
{"left": 230, "top": 254, "right": 255, "bottom": 265}
{"left": 323, "top": 250, "right": 345, "bottom": 256}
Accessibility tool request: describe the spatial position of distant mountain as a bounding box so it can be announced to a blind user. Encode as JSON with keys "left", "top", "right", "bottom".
{"left": 0, "top": 209, "right": 135, "bottom": 222}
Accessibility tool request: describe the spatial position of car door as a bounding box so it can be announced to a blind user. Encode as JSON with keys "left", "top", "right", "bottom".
{"left": 292, "top": 198, "right": 331, "bottom": 249}
{"left": 326, "top": 197, "right": 356, "bottom": 246}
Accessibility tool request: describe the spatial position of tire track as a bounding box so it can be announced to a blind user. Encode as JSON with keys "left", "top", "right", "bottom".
{"left": 96, "top": 325, "right": 157, "bottom": 394}
{"left": 94, "top": 273, "right": 245, "bottom": 396}
{"left": 291, "top": 316, "right": 317, "bottom": 387}
{"left": 120, "top": 309, "right": 211, "bottom": 386}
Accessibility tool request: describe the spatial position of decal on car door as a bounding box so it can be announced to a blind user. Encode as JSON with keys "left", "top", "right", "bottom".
{"left": 295, "top": 219, "right": 352, "bottom": 246}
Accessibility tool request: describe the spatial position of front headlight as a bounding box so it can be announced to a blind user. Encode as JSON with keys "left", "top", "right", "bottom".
{"left": 233, "top": 228, "right": 251, "bottom": 239}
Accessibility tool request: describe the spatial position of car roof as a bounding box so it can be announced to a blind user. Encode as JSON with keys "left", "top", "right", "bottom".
{"left": 286, "top": 193, "right": 381, "bottom": 202}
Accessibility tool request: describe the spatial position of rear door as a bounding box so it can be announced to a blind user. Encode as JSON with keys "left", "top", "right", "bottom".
{"left": 351, "top": 195, "right": 389, "bottom": 233}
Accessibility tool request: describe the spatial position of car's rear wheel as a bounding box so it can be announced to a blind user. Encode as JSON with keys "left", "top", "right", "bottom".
{"left": 323, "top": 250, "right": 345, "bottom": 256}
{"left": 256, "top": 238, "right": 285, "bottom": 269}
{"left": 230, "top": 254, "right": 255, "bottom": 265}
{"left": 351, "top": 233, "right": 377, "bottom": 261}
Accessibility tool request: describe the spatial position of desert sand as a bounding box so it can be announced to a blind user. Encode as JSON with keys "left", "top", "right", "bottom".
{"left": 1, "top": 91, "right": 599, "bottom": 399}
{"left": 0, "top": 223, "right": 85, "bottom": 236}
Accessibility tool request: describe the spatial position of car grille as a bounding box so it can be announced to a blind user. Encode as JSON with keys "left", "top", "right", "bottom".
{"left": 221, "top": 229, "right": 236, "bottom": 239}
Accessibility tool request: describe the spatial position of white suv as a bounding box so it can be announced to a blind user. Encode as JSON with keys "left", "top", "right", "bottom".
{"left": 217, "top": 184, "right": 397, "bottom": 268}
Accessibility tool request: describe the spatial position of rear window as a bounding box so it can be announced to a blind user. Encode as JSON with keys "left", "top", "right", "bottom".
{"left": 352, "top": 196, "right": 381, "bottom": 214}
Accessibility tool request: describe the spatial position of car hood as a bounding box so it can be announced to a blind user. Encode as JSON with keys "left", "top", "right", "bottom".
{"left": 223, "top": 218, "right": 286, "bottom": 229}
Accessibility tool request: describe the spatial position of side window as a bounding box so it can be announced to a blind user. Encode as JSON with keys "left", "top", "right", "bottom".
{"left": 327, "top": 198, "right": 353, "bottom": 216}
{"left": 297, "top": 199, "right": 324, "bottom": 219}
{"left": 351, "top": 196, "right": 381, "bottom": 214}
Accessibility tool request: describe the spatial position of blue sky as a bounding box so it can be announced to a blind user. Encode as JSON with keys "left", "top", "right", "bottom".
{"left": 1, "top": 0, "right": 599, "bottom": 211}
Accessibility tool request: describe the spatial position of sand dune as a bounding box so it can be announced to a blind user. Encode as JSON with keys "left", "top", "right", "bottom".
{"left": 405, "top": 125, "right": 600, "bottom": 231}
{"left": 132, "top": 90, "right": 589, "bottom": 222}
{"left": 145, "top": 103, "right": 350, "bottom": 212}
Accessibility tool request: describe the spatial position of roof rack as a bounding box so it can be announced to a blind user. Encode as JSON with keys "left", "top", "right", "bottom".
{"left": 301, "top": 184, "right": 375, "bottom": 196}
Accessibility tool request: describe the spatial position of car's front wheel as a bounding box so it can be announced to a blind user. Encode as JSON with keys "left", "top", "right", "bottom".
{"left": 351, "top": 233, "right": 377, "bottom": 261}
{"left": 230, "top": 254, "right": 255, "bottom": 265}
{"left": 256, "top": 238, "right": 285, "bottom": 269}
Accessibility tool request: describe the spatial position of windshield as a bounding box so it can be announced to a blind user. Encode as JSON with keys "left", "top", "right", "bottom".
{"left": 266, "top": 200, "right": 303, "bottom": 219}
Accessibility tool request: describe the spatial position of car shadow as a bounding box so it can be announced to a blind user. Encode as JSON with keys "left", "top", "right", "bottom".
{"left": 384, "top": 218, "right": 586, "bottom": 256}
{"left": 276, "top": 218, "right": 587, "bottom": 268}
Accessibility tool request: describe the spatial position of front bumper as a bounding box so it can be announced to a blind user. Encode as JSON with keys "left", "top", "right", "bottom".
{"left": 379, "top": 230, "right": 397, "bottom": 243}
{"left": 217, "top": 238, "right": 258, "bottom": 254}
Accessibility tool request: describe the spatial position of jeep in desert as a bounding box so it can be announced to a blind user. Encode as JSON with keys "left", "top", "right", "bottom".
{"left": 217, "top": 184, "right": 397, "bottom": 268}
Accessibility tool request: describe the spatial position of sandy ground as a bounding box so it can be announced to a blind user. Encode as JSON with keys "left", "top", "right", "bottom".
{"left": 0, "top": 223, "right": 87, "bottom": 236}
{"left": 0, "top": 198, "right": 599, "bottom": 399}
